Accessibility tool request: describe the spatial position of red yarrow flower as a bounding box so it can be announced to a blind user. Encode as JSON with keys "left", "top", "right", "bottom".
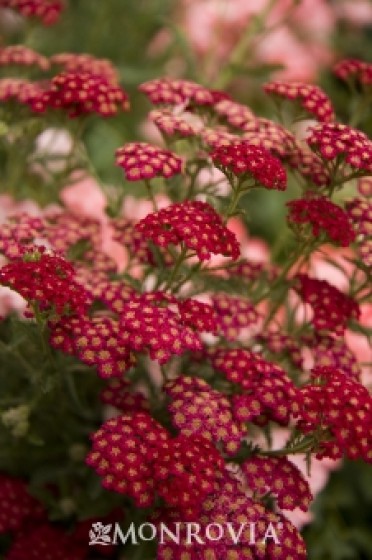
{"left": 297, "top": 367, "right": 372, "bottom": 463}
{"left": 139, "top": 77, "right": 214, "bottom": 107}
{"left": 333, "top": 58, "right": 372, "bottom": 87}
{"left": 213, "top": 98, "right": 255, "bottom": 129}
{"left": 294, "top": 274, "right": 360, "bottom": 336}
{"left": 242, "top": 456, "right": 313, "bottom": 511}
{"left": 346, "top": 197, "right": 372, "bottom": 267}
{"left": 164, "top": 376, "right": 246, "bottom": 455}
{"left": 304, "top": 333, "right": 360, "bottom": 380}
{"left": 0, "top": 45, "right": 49, "bottom": 70}
{"left": 0, "top": 475, "right": 44, "bottom": 534}
{"left": 100, "top": 378, "right": 149, "bottom": 413}
{"left": 287, "top": 194, "right": 356, "bottom": 247}
{"left": 50, "top": 52, "right": 118, "bottom": 84}
{"left": 135, "top": 200, "right": 240, "bottom": 261}
{"left": 0, "top": 78, "right": 43, "bottom": 107}
{"left": 211, "top": 293, "right": 260, "bottom": 340}
{"left": 149, "top": 108, "right": 198, "bottom": 138}
{"left": 0, "top": 0, "right": 64, "bottom": 25}
{"left": 32, "top": 71, "right": 129, "bottom": 117}
{"left": 115, "top": 142, "right": 183, "bottom": 181}
{"left": 210, "top": 140, "right": 287, "bottom": 190}
{"left": 264, "top": 81, "right": 335, "bottom": 122}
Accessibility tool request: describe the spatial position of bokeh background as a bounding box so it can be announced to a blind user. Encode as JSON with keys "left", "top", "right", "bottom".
{"left": 0, "top": 1, "right": 371, "bottom": 558}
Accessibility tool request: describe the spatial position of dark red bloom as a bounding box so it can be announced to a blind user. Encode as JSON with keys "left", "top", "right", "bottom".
{"left": 210, "top": 140, "right": 287, "bottom": 190}
{"left": 0, "top": 0, "right": 64, "bottom": 25}
{"left": 100, "top": 378, "right": 149, "bottom": 413}
{"left": 211, "top": 293, "right": 260, "bottom": 340}
{"left": 295, "top": 274, "right": 360, "bottom": 336}
{"left": 287, "top": 145, "right": 331, "bottom": 186}
{"left": 333, "top": 58, "right": 372, "bottom": 86}
{"left": 0, "top": 475, "right": 44, "bottom": 534}
{"left": 242, "top": 456, "right": 313, "bottom": 511}
{"left": 135, "top": 201, "right": 240, "bottom": 261}
{"left": 50, "top": 52, "right": 118, "bottom": 84}
{"left": 303, "top": 334, "right": 360, "bottom": 380}
{"left": 178, "top": 298, "right": 219, "bottom": 334}
{"left": 242, "top": 118, "right": 296, "bottom": 159}
{"left": 264, "top": 81, "right": 335, "bottom": 122}
{"left": 287, "top": 194, "right": 356, "bottom": 247}
{"left": 139, "top": 77, "right": 214, "bottom": 106}
{"left": 32, "top": 71, "right": 129, "bottom": 117}
{"left": 115, "top": 142, "right": 183, "bottom": 181}
{"left": 346, "top": 197, "right": 372, "bottom": 267}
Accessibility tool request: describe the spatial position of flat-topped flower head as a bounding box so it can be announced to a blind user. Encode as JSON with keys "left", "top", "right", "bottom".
{"left": 115, "top": 142, "right": 183, "bottom": 181}
{"left": 0, "top": 78, "right": 43, "bottom": 107}
{"left": 0, "top": 249, "right": 90, "bottom": 318}
{"left": 139, "top": 77, "right": 214, "bottom": 107}
{"left": 297, "top": 367, "right": 372, "bottom": 463}
{"left": 211, "top": 140, "right": 287, "bottom": 190}
{"left": 178, "top": 298, "right": 219, "bottom": 334}
{"left": 119, "top": 292, "right": 203, "bottom": 364}
{"left": 257, "top": 331, "right": 303, "bottom": 369}
{"left": 287, "top": 194, "right": 356, "bottom": 247}
{"left": 264, "top": 81, "right": 335, "bottom": 122}
{"left": 100, "top": 378, "right": 149, "bottom": 413}
{"left": 346, "top": 197, "right": 372, "bottom": 267}
{"left": 307, "top": 122, "right": 372, "bottom": 173}
{"left": 135, "top": 200, "right": 240, "bottom": 261}
{"left": 0, "top": 475, "right": 44, "bottom": 534}
{"left": 242, "top": 456, "right": 313, "bottom": 511}
{"left": 164, "top": 376, "right": 246, "bottom": 455}
{"left": 0, "top": 214, "right": 44, "bottom": 260}
{"left": 242, "top": 118, "right": 296, "bottom": 159}
{"left": 199, "top": 126, "right": 239, "bottom": 149}
{"left": 211, "top": 293, "right": 260, "bottom": 340}
{"left": 0, "top": 45, "right": 49, "bottom": 70}
{"left": 0, "top": 0, "right": 64, "bottom": 25}
{"left": 32, "top": 71, "right": 129, "bottom": 117}
{"left": 50, "top": 52, "right": 118, "bottom": 84}
{"left": 333, "top": 58, "right": 372, "bottom": 87}
{"left": 287, "top": 144, "right": 331, "bottom": 186}
{"left": 209, "top": 348, "right": 301, "bottom": 426}
{"left": 213, "top": 98, "right": 255, "bottom": 130}
{"left": 294, "top": 274, "right": 360, "bottom": 336}
{"left": 149, "top": 109, "right": 198, "bottom": 138}
{"left": 305, "top": 334, "right": 360, "bottom": 380}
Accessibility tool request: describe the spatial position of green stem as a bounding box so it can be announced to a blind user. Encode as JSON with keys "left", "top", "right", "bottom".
{"left": 163, "top": 245, "right": 188, "bottom": 291}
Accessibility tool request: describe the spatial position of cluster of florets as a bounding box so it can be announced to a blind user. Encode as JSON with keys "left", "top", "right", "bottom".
{"left": 135, "top": 200, "right": 240, "bottom": 261}
{"left": 115, "top": 142, "right": 183, "bottom": 181}
{"left": 287, "top": 194, "right": 356, "bottom": 246}
{"left": 227, "top": 258, "right": 278, "bottom": 284}
{"left": 257, "top": 331, "right": 303, "bottom": 369}
{"left": 209, "top": 348, "right": 301, "bottom": 425}
{"left": 242, "top": 456, "right": 313, "bottom": 511}
{"left": 0, "top": 214, "right": 44, "bottom": 260}
{"left": 242, "top": 118, "right": 296, "bottom": 159}
{"left": 210, "top": 140, "right": 287, "bottom": 190}
{"left": 0, "top": 0, "right": 64, "bottom": 25}
{"left": 119, "top": 292, "right": 203, "bottom": 363}
{"left": 295, "top": 274, "right": 360, "bottom": 336}
{"left": 0, "top": 475, "right": 45, "bottom": 534}
{"left": 100, "top": 378, "right": 149, "bottom": 413}
{"left": 164, "top": 376, "right": 246, "bottom": 455}
{"left": 50, "top": 52, "right": 118, "bottom": 83}
{"left": 32, "top": 71, "right": 129, "bottom": 117}
{"left": 149, "top": 108, "right": 197, "bottom": 138}
{"left": 297, "top": 367, "right": 372, "bottom": 463}
{"left": 139, "top": 77, "right": 215, "bottom": 106}
{"left": 86, "top": 412, "right": 223, "bottom": 517}
{"left": 0, "top": 249, "right": 90, "bottom": 317}
{"left": 211, "top": 293, "right": 260, "bottom": 340}
{"left": 156, "top": 472, "right": 307, "bottom": 560}
{"left": 178, "top": 298, "right": 219, "bottom": 333}
{"left": 304, "top": 334, "right": 360, "bottom": 379}
{"left": 307, "top": 122, "right": 372, "bottom": 173}
{"left": 0, "top": 78, "right": 42, "bottom": 107}
{"left": 287, "top": 144, "right": 331, "bottom": 186}
{"left": 213, "top": 98, "right": 255, "bottom": 129}
{"left": 0, "top": 45, "right": 49, "bottom": 70}
{"left": 333, "top": 58, "right": 372, "bottom": 87}
{"left": 345, "top": 197, "right": 372, "bottom": 267}
{"left": 49, "top": 315, "right": 135, "bottom": 379}
{"left": 264, "top": 81, "right": 335, "bottom": 122}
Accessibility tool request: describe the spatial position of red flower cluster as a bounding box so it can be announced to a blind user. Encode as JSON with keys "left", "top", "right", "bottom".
{"left": 333, "top": 58, "right": 372, "bottom": 86}
{"left": 0, "top": 475, "right": 44, "bottom": 534}
{"left": 242, "top": 456, "right": 312, "bottom": 511}
{"left": 86, "top": 412, "right": 223, "bottom": 517}
{"left": 199, "top": 126, "right": 238, "bottom": 149}
{"left": 227, "top": 259, "right": 278, "bottom": 284}
{"left": 295, "top": 274, "right": 360, "bottom": 336}
{"left": 210, "top": 140, "right": 287, "bottom": 190}
{"left": 156, "top": 472, "right": 307, "bottom": 560}
{"left": 6, "top": 523, "right": 86, "bottom": 560}
{"left": 0, "top": 45, "right": 49, "bottom": 70}
{"left": 119, "top": 292, "right": 202, "bottom": 363}
{"left": 0, "top": 0, "right": 64, "bottom": 25}
{"left": 164, "top": 376, "right": 246, "bottom": 455}
{"left": 305, "top": 334, "right": 360, "bottom": 379}
{"left": 149, "top": 108, "right": 197, "bottom": 138}
{"left": 210, "top": 348, "right": 301, "bottom": 425}
{"left": 297, "top": 367, "right": 372, "bottom": 463}
{"left": 0, "top": 78, "right": 42, "bottom": 107}
{"left": 257, "top": 331, "right": 303, "bottom": 369}
{"left": 0, "top": 249, "right": 90, "bottom": 317}
{"left": 287, "top": 145, "right": 331, "bottom": 186}
{"left": 287, "top": 194, "right": 356, "bottom": 246}
{"left": 213, "top": 98, "right": 255, "bottom": 129}
{"left": 211, "top": 293, "right": 260, "bottom": 340}
{"left": 75, "top": 268, "right": 134, "bottom": 313}
{"left": 32, "top": 71, "right": 129, "bottom": 117}
{"left": 115, "top": 142, "right": 183, "bottom": 181}
{"left": 242, "top": 118, "right": 296, "bottom": 159}
{"left": 0, "top": 214, "right": 44, "bottom": 260}
{"left": 346, "top": 197, "right": 372, "bottom": 267}
{"left": 139, "top": 77, "right": 214, "bottom": 106}
{"left": 49, "top": 315, "right": 135, "bottom": 379}
{"left": 50, "top": 52, "right": 118, "bottom": 84}
{"left": 135, "top": 200, "right": 240, "bottom": 261}
{"left": 307, "top": 122, "right": 372, "bottom": 173}
{"left": 153, "top": 434, "right": 224, "bottom": 518}
{"left": 178, "top": 298, "right": 219, "bottom": 333}
{"left": 264, "top": 81, "right": 335, "bottom": 122}
{"left": 100, "top": 378, "right": 149, "bottom": 413}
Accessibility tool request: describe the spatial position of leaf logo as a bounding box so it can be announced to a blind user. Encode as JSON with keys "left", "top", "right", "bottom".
{"left": 89, "top": 522, "right": 112, "bottom": 545}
